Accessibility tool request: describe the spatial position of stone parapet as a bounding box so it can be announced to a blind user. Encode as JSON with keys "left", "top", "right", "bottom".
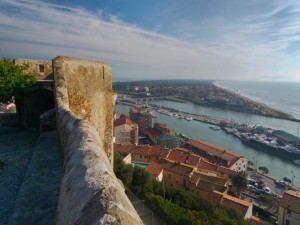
{"left": 53, "top": 56, "right": 114, "bottom": 164}
{"left": 53, "top": 56, "right": 142, "bottom": 225}
{"left": 55, "top": 107, "right": 142, "bottom": 225}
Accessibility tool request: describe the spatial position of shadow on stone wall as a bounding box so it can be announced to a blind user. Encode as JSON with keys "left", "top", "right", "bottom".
{"left": 17, "top": 88, "right": 55, "bottom": 128}
{"left": 53, "top": 56, "right": 142, "bottom": 225}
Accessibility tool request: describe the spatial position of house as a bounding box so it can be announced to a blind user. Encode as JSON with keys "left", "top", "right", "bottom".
{"left": 188, "top": 171, "right": 228, "bottom": 195}
{"left": 145, "top": 123, "right": 180, "bottom": 148}
{"left": 129, "top": 109, "right": 157, "bottom": 135}
{"left": 114, "top": 143, "right": 170, "bottom": 164}
{"left": 208, "top": 191, "right": 253, "bottom": 220}
{"left": 114, "top": 115, "right": 138, "bottom": 145}
{"left": 183, "top": 139, "right": 248, "bottom": 172}
{"left": 146, "top": 161, "right": 163, "bottom": 182}
{"left": 166, "top": 148, "right": 202, "bottom": 166}
{"left": 278, "top": 190, "right": 300, "bottom": 225}
{"left": 156, "top": 159, "right": 194, "bottom": 189}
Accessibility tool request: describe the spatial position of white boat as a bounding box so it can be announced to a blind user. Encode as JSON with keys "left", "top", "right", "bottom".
{"left": 186, "top": 116, "right": 193, "bottom": 121}
{"left": 294, "top": 159, "right": 300, "bottom": 166}
{"left": 209, "top": 125, "right": 221, "bottom": 130}
{"left": 178, "top": 114, "right": 185, "bottom": 119}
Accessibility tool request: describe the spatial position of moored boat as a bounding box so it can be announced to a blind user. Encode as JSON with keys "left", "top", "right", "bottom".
{"left": 186, "top": 116, "right": 193, "bottom": 121}
{"left": 294, "top": 159, "right": 300, "bottom": 166}
{"left": 209, "top": 125, "right": 221, "bottom": 130}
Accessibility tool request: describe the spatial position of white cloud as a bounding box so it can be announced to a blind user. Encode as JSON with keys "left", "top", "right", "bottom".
{"left": 0, "top": 0, "right": 299, "bottom": 81}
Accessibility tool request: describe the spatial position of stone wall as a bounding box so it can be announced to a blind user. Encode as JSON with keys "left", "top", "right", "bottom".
{"left": 53, "top": 56, "right": 142, "bottom": 225}
{"left": 0, "top": 113, "right": 19, "bottom": 127}
{"left": 53, "top": 56, "right": 114, "bottom": 164}
{"left": 14, "top": 58, "right": 53, "bottom": 80}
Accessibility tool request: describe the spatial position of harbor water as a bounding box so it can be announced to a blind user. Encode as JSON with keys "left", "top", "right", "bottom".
{"left": 115, "top": 102, "right": 300, "bottom": 187}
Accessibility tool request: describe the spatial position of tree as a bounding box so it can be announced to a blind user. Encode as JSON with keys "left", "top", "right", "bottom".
{"left": 0, "top": 58, "right": 36, "bottom": 102}
{"left": 258, "top": 166, "right": 269, "bottom": 174}
{"left": 113, "top": 151, "right": 133, "bottom": 187}
{"left": 231, "top": 172, "right": 247, "bottom": 197}
{"left": 283, "top": 177, "right": 291, "bottom": 184}
{"left": 247, "top": 161, "right": 254, "bottom": 166}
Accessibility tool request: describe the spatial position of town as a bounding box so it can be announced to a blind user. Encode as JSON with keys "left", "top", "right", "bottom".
{"left": 113, "top": 80, "right": 299, "bottom": 122}
{"left": 113, "top": 101, "right": 300, "bottom": 225}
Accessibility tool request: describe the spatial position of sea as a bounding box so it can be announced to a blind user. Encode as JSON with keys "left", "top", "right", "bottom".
{"left": 115, "top": 80, "right": 300, "bottom": 187}
{"left": 214, "top": 80, "right": 300, "bottom": 121}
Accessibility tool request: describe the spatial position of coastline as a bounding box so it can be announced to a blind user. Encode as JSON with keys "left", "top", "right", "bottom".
{"left": 212, "top": 81, "right": 300, "bottom": 122}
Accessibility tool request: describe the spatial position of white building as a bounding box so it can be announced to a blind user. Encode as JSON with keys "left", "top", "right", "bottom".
{"left": 114, "top": 115, "right": 138, "bottom": 145}
{"left": 278, "top": 190, "right": 300, "bottom": 225}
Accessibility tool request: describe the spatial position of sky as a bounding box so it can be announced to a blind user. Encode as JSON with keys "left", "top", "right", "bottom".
{"left": 0, "top": 0, "right": 300, "bottom": 81}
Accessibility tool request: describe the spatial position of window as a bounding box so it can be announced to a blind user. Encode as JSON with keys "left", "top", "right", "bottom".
{"left": 285, "top": 219, "right": 290, "bottom": 225}
{"left": 168, "top": 174, "right": 171, "bottom": 179}
{"left": 39, "top": 64, "right": 45, "bottom": 73}
{"left": 140, "top": 155, "right": 142, "bottom": 158}
{"left": 287, "top": 209, "right": 291, "bottom": 215}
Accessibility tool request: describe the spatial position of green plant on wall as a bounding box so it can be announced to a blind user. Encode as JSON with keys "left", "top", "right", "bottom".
{"left": 0, "top": 58, "right": 36, "bottom": 102}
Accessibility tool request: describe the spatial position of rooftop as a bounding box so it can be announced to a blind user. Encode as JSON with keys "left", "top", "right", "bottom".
{"left": 209, "top": 191, "right": 252, "bottom": 216}
{"left": 280, "top": 190, "right": 300, "bottom": 214}
{"left": 114, "top": 116, "right": 133, "bottom": 127}
{"left": 146, "top": 161, "right": 163, "bottom": 176}
{"left": 185, "top": 139, "right": 242, "bottom": 165}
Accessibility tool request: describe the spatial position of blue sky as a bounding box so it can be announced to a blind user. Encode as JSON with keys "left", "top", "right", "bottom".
{"left": 0, "top": 0, "right": 300, "bottom": 81}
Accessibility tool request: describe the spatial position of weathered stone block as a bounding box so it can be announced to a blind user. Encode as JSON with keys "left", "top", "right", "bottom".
{"left": 53, "top": 56, "right": 114, "bottom": 164}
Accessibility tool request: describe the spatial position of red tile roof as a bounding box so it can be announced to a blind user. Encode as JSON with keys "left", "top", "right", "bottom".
{"left": 185, "top": 139, "right": 242, "bottom": 166}
{"left": 145, "top": 128, "right": 160, "bottom": 137}
{"left": 114, "top": 116, "right": 133, "bottom": 127}
{"left": 280, "top": 190, "right": 300, "bottom": 214}
{"left": 157, "top": 158, "right": 194, "bottom": 176}
{"left": 166, "top": 149, "right": 189, "bottom": 163}
{"left": 134, "top": 145, "right": 151, "bottom": 155}
{"left": 209, "top": 191, "right": 252, "bottom": 217}
{"left": 148, "top": 146, "right": 170, "bottom": 157}
{"left": 146, "top": 161, "right": 163, "bottom": 176}
{"left": 216, "top": 166, "right": 237, "bottom": 177}
{"left": 114, "top": 143, "right": 171, "bottom": 159}
{"left": 185, "top": 154, "right": 201, "bottom": 166}
{"left": 198, "top": 160, "right": 218, "bottom": 171}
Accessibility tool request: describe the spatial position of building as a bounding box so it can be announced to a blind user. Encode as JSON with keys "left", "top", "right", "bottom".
{"left": 114, "top": 115, "right": 138, "bottom": 145}
{"left": 129, "top": 108, "right": 157, "bottom": 135}
{"left": 183, "top": 139, "right": 248, "bottom": 172}
{"left": 278, "top": 190, "right": 300, "bottom": 225}
{"left": 157, "top": 159, "right": 194, "bottom": 189}
{"left": 188, "top": 171, "right": 228, "bottom": 195}
{"left": 146, "top": 123, "right": 180, "bottom": 148}
{"left": 114, "top": 143, "right": 170, "bottom": 164}
{"left": 208, "top": 191, "right": 253, "bottom": 220}
{"left": 146, "top": 161, "right": 163, "bottom": 182}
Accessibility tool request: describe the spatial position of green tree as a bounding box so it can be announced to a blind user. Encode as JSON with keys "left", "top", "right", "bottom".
{"left": 0, "top": 58, "right": 36, "bottom": 102}
{"left": 232, "top": 172, "right": 247, "bottom": 197}
{"left": 113, "top": 151, "right": 133, "bottom": 187}
{"left": 258, "top": 166, "right": 269, "bottom": 174}
{"left": 247, "top": 161, "right": 253, "bottom": 166}
{"left": 283, "top": 177, "right": 291, "bottom": 184}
